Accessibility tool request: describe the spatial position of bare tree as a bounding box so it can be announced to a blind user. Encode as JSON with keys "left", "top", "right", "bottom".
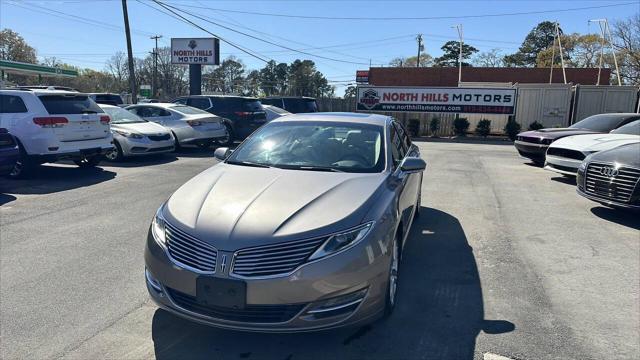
{"left": 105, "top": 52, "right": 129, "bottom": 92}
{"left": 473, "top": 49, "right": 504, "bottom": 67}
{"left": 611, "top": 13, "right": 640, "bottom": 85}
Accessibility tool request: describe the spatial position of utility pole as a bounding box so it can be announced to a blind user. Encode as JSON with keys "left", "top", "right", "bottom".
{"left": 554, "top": 21, "right": 567, "bottom": 84}
{"left": 150, "top": 35, "right": 162, "bottom": 98}
{"left": 589, "top": 18, "right": 621, "bottom": 86}
{"left": 416, "top": 34, "right": 423, "bottom": 67}
{"left": 453, "top": 24, "right": 463, "bottom": 84}
{"left": 121, "top": 0, "right": 137, "bottom": 104}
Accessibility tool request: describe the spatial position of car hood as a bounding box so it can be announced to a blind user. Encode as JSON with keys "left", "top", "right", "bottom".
{"left": 519, "top": 128, "right": 600, "bottom": 140}
{"left": 111, "top": 121, "right": 169, "bottom": 135}
{"left": 549, "top": 133, "right": 640, "bottom": 152}
{"left": 589, "top": 143, "right": 640, "bottom": 167}
{"left": 164, "top": 163, "right": 387, "bottom": 250}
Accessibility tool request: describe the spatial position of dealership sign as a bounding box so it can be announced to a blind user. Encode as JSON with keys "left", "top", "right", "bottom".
{"left": 356, "top": 86, "right": 517, "bottom": 114}
{"left": 356, "top": 70, "right": 369, "bottom": 83}
{"left": 171, "top": 38, "right": 220, "bottom": 65}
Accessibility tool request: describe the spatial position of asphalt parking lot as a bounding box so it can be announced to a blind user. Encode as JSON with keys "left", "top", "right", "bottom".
{"left": 1, "top": 140, "right": 638, "bottom": 360}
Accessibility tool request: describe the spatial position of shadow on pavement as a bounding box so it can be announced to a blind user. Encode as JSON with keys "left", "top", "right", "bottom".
{"left": 0, "top": 193, "right": 17, "bottom": 206}
{"left": 0, "top": 164, "right": 116, "bottom": 196}
{"left": 103, "top": 154, "right": 178, "bottom": 168}
{"left": 550, "top": 176, "right": 577, "bottom": 185}
{"left": 590, "top": 206, "right": 640, "bottom": 230}
{"left": 151, "top": 207, "right": 513, "bottom": 360}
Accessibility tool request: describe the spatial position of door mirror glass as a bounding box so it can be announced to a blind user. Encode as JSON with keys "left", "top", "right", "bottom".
{"left": 399, "top": 157, "right": 426, "bottom": 173}
{"left": 214, "top": 147, "right": 231, "bottom": 160}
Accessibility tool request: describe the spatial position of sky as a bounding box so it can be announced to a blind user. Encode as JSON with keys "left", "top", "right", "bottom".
{"left": 1, "top": 0, "right": 639, "bottom": 95}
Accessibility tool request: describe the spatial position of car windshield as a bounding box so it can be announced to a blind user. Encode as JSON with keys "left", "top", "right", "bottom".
{"left": 39, "top": 94, "right": 103, "bottom": 114}
{"left": 95, "top": 94, "right": 123, "bottom": 105}
{"left": 170, "top": 105, "right": 210, "bottom": 115}
{"left": 227, "top": 121, "right": 385, "bottom": 173}
{"left": 570, "top": 114, "right": 628, "bottom": 132}
{"left": 611, "top": 120, "right": 640, "bottom": 135}
{"left": 102, "top": 106, "right": 146, "bottom": 124}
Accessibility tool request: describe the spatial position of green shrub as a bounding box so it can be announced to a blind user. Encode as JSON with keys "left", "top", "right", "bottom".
{"left": 407, "top": 119, "right": 420, "bottom": 137}
{"left": 429, "top": 117, "right": 440, "bottom": 136}
{"left": 453, "top": 118, "right": 470, "bottom": 136}
{"left": 475, "top": 119, "right": 492, "bottom": 137}
{"left": 528, "top": 121, "right": 544, "bottom": 130}
{"left": 504, "top": 118, "right": 522, "bottom": 141}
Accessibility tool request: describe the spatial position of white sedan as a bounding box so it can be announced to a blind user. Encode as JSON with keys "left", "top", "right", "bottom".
{"left": 263, "top": 105, "right": 291, "bottom": 122}
{"left": 545, "top": 120, "right": 640, "bottom": 176}
{"left": 125, "top": 103, "right": 227, "bottom": 148}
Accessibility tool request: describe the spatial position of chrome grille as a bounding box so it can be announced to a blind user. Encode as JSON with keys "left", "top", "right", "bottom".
{"left": 232, "top": 237, "right": 327, "bottom": 278}
{"left": 165, "top": 222, "right": 217, "bottom": 273}
{"left": 585, "top": 162, "right": 640, "bottom": 203}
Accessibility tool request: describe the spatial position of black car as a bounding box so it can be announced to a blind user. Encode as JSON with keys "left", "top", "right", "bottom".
{"left": 260, "top": 96, "right": 318, "bottom": 113}
{"left": 88, "top": 93, "right": 125, "bottom": 107}
{"left": 173, "top": 95, "right": 267, "bottom": 146}
{"left": 514, "top": 113, "right": 640, "bottom": 165}
{"left": 577, "top": 142, "right": 640, "bottom": 211}
{"left": 0, "top": 128, "right": 20, "bottom": 176}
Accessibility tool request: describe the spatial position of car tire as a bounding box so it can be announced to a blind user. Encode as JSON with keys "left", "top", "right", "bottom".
{"left": 74, "top": 155, "right": 102, "bottom": 168}
{"left": 214, "top": 123, "right": 234, "bottom": 147}
{"left": 8, "top": 143, "right": 33, "bottom": 179}
{"left": 384, "top": 234, "right": 401, "bottom": 317}
{"left": 104, "top": 141, "right": 124, "bottom": 162}
{"left": 172, "top": 132, "right": 182, "bottom": 151}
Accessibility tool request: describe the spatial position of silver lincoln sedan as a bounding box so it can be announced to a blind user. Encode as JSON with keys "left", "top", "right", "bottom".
{"left": 145, "top": 112, "right": 426, "bottom": 331}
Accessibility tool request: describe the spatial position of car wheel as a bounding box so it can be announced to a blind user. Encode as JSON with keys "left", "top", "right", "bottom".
{"left": 104, "top": 141, "right": 124, "bottom": 162}
{"left": 214, "top": 123, "right": 234, "bottom": 147}
{"left": 74, "top": 155, "right": 102, "bottom": 168}
{"left": 172, "top": 132, "right": 182, "bottom": 151}
{"left": 8, "top": 144, "right": 32, "bottom": 179}
{"left": 384, "top": 235, "right": 400, "bottom": 317}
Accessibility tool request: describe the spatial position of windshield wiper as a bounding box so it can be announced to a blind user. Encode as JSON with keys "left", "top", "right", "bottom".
{"left": 278, "top": 165, "right": 344, "bottom": 173}
{"left": 226, "top": 160, "right": 272, "bottom": 168}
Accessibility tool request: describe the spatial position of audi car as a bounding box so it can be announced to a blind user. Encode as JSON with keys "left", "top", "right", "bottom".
{"left": 144, "top": 113, "right": 426, "bottom": 331}
{"left": 577, "top": 142, "right": 640, "bottom": 211}
{"left": 514, "top": 113, "right": 640, "bottom": 165}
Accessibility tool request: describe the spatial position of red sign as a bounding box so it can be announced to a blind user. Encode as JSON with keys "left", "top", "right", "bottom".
{"left": 356, "top": 70, "right": 369, "bottom": 83}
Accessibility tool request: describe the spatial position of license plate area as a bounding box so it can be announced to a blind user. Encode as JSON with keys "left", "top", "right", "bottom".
{"left": 196, "top": 277, "right": 246, "bottom": 309}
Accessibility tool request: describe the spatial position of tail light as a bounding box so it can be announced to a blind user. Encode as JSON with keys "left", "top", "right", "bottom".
{"left": 100, "top": 115, "right": 111, "bottom": 125}
{"left": 187, "top": 120, "right": 202, "bottom": 126}
{"left": 33, "top": 117, "right": 68, "bottom": 128}
{"left": 234, "top": 111, "right": 251, "bottom": 116}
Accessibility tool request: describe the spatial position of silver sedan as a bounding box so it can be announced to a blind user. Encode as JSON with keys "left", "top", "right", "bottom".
{"left": 99, "top": 105, "right": 174, "bottom": 161}
{"left": 126, "top": 103, "right": 227, "bottom": 148}
{"left": 145, "top": 113, "right": 426, "bottom": 331}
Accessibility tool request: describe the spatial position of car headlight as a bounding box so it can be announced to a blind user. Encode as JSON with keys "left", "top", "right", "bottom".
{"left": 114, "top": 129, "right": 144, "bottom": 139}
{"left": 308, "top": 222, "right": 374, "bottom": 261}
{"left": 151, "top": 204, "right": 167, "bottom": 248}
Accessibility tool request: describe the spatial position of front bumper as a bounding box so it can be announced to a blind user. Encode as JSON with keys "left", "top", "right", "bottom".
{"left": 117, "top": 136, "right": 175, "bottom": 157}
{"left": 514, "top": 140, "right": 548, "bottom": 162}
{"left": 544, "top": 155, "right": 581, "bottom": 176}
{"left": 576, "top": 187, "right": 640, "bottom": 211}
{"left": 176, "top": 126, "right": 227, "bottom": 145}
{"left": 144, "top": 228, "right": 390, "bottom": 332}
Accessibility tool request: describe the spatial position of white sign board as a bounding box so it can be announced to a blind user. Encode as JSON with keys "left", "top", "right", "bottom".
{"left": 171, "top": 38, "right": 220, "bottom": 65}
{"left": 357, "top": 86, "right": 517, "bottom": 115}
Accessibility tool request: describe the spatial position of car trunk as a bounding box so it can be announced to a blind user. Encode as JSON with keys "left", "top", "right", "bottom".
{"left": 39, "top": 94, "right": 109, "bottom": 142}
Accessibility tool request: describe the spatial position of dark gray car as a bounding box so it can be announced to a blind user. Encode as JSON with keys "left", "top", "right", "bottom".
{"left": 144, "top": 113, "right": 426, "bottom": 331}
{"left": 577, "top": 142, "right": 640, "bottom": 210}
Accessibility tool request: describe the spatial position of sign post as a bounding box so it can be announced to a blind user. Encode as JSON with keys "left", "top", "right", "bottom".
{"left": 171, "top": 38, "right": 220, "bottom": 96}
{"left": 356, "top": 86, "right": 517, "bottom": 115}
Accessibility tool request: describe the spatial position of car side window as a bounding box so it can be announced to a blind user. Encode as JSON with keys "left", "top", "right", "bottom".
{"left": 392, "top": 122, "right": 408, "bottom": 157}
{"left": 188, "top": 97, "right": 211, "bottom": 110}
{"left": 390, "top": 123, "right": 404, "bottom": 168}
{"left": 174, "top": 98, "right": 187, "bottom": 105}
{"left": 394, "top": 122, "right": 413, "bottom": 154}
{"left": 0, "top": 95, "right": 28, "bottom": 113}
{"left": 147, "top": 107, "right": 171, "bottom": 117}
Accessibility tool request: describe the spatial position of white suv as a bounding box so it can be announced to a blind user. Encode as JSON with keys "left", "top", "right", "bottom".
{"left": 0, "top": 89, "right": 114, "bottom": 178}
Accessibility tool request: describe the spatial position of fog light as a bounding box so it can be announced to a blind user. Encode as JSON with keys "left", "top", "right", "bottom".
{"left": 145, "top": 269, "right": 162, "bottom": 292}
{"left": 305, "top": 288, "right": 368, "bottom": 319}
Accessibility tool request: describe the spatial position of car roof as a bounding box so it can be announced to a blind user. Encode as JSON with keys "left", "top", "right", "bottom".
{"left": 0, "top": 89, "right": 83, "bottom": 95}
{"left": 263, "top": 96, "right": 316, "bottom": 100}
{"left": 271, "top": 112, "right": 390, "bottom": 126}
{"left": 178, "top": 95, "right": 258, "bottom": 100}
{"left": 97, "top": 104, "right": 119, "bottom": 109}
{"left": 129, "top": 102, "right": 180, "bottom": 108}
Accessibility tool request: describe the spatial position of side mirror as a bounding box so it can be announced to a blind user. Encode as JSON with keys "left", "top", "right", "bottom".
{"left": 214, "top": 147, "right": 231, "bottom": 160}
{"left": 399, "top": 157, "right": 426, "bottom": 173}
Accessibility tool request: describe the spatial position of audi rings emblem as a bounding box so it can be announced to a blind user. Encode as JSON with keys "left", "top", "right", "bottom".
{"left": 599, "top": 167, "right": 619, "bottom": 177}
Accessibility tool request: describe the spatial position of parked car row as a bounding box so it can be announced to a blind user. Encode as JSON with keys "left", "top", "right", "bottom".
{"left": 514, "top": 113, "right": 640, "bottom": 211}
{"left": 0, "top": 88, "right": 305, "bottom": 178}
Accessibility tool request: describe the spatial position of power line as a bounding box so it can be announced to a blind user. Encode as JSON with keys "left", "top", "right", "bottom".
{"left": 153, "top": 1, "right": 381, "bottom": 66}
{"left": 138, "top": 0, "right": 272, "bottom": 63}
{"left": 169, "top": 2, "right": 638, "bottom": 21}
